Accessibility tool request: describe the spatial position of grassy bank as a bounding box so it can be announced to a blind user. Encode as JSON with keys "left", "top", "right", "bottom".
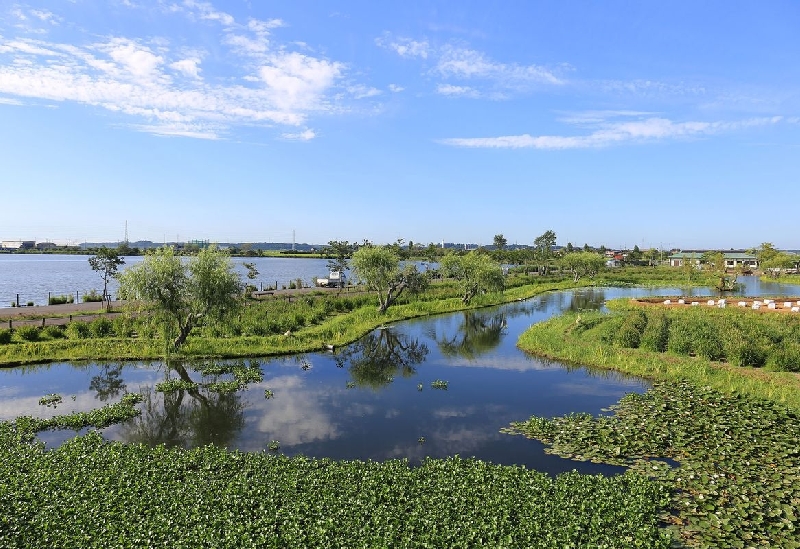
{"left": 514, "top": 300, "right": 800, "bottom": 547}
{"left": 517, "top": 301, "right": 800, "bottom": 409}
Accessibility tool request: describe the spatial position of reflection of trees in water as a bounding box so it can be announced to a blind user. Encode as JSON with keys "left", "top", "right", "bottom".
{"left": 89, "top": 363, "right": 127, "bottom": 402}
{"left": 433, "top": 311, "right": 507, "bottom": 360}
{"left": 568, "top": 289, "right": 607, "bottom": 311}
{"left": 120, "top": 361, "right": 245, "bottom": 449}
{"left": 334, "top": 329, "right": 428, "bottom": 389}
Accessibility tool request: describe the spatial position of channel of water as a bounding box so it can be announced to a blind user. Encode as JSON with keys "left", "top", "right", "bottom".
{"left": 1, "top": 273, "right": 798, "bottom": 475}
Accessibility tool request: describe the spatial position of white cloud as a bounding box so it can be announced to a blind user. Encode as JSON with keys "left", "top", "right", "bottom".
{"left": 348, "top": 84, "right": 381, "bottom": 99}
{"left": 281, "top": 129, "right": 316, "bottom": 141}
{"left": 388, "top": 83, "right": 404, "bottom": 93}
{"left": 436, "top": 83, "right": 478, "bottom": 97}
{"left": 169, "top": 57, "right": 202, "bottom": 79}
{"left": 375, "top": 34, "right": 429, "bottom": 59}
{"left": 0, "top": 7, "right": 351, "bottom": 141}
{"left": 439, "top": 116, "right": 783, "bottom": 149}
{"left": 0, "top": 96, "right": 23, "bottom": 105}
{"left": 377, "top": 33, "right": 563, "bottom": 98}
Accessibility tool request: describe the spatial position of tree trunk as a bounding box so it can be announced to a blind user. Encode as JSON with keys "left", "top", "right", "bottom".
{"left": 173, "top": 317, "right": 195, "bottom": 349}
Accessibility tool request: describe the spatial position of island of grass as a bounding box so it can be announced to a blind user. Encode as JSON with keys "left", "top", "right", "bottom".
{"left": 513, "top": 298, "right": 800, "bottom": 547}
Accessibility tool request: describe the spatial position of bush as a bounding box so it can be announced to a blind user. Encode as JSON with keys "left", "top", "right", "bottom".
{"left": 767, "top": 344, "right": 800, "bottom": 372}
{"left": 42, "top": 325, "right": 66, "bottom": 340}
{"left": 0, "top": 329, "right": 11, "bottom": 345}
{"left": 15, "top": 325, "right": 40, "bottom": 342}
{"left": 90, "top": 318, "right": 114, "bottom": 338}
{"left": 613, "top": 310, "right": 648, "bottom": 349}
{"left": 48, "top": 294, "right": 75, "bottom": 305}
{"left": 82, "top": 290, "right": 104, "bottom": 303}
{"left": 112, "top": 316, "right": 135, "bottom": 338}
{"left": 640, "top": 312, "right": 670, "bottom": 353}
{"left": 66, "top": 322, "right": 91, "bottom": 340}
{"left": 667, "top": 321, "right": 694, "bottom": 356}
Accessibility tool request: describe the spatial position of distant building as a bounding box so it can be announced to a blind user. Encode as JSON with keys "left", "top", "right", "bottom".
{"left": 1, "top": 240, "right": 35, "bottom": 250}
{"left": 668, "top": 250, "right": 757, "bottom": 269}
{"left": 35, "top": 242, "right": 58, "bottom": 250}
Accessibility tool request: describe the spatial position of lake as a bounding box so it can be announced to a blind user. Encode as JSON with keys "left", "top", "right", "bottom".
{"left": 0, "top": 254, "right": 342, "bottom": 307}
{"left": 4, "top": 276, "right": 799, "bottom": 474}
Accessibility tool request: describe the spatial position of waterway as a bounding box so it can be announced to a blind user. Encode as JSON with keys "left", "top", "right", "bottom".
{"left": 4, "top": 276, "right": 799, "bottom": 474}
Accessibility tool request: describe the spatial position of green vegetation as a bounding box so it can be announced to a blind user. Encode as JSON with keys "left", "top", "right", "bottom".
{"left": 350, "top": 244, "right": 429, "bottom": 312}
{"left": 118, "top": 245, "right": 242, "bottom": 349}
{"left": 88, "top": 247, "right": 125, "bottom": 311}
{"left": 47, "top": 294, "right": 75, "bottom": 305}
{"left": 0, "top": 267, "right": 719, "bottom": 367}
{"left": 82, "top": 289, "right": 104, "bottom": 303}
{"left": 518, "top": 302, "right": 800, "bottom": 408}
{"left": 515, "top": 300, "right": 800, "bottom": 546}
{"left": 506, "top": 381, "right": 800, "bottom": 548}
{"left": 430, "top": 379, "right": 449, "bottom": 390}
{"left": 0, "top": 421, "right": 671, "bottom": 548}
{"left": 440, "top": 251, "right": 504, "bottom": 304}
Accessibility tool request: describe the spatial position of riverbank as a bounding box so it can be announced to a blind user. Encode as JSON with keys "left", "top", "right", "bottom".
{"left": 514, "top": 308, "right": 800, "bottom": 547}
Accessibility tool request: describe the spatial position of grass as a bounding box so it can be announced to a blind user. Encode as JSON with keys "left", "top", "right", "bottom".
{"left": 514, "top": 300, "right": 800, "bottom": 547}
{"left": 0, "top": 276, "right": 599, "bottom": 367}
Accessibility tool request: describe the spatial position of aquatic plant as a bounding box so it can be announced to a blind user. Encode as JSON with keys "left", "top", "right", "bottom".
{"left": 430, "top": 380, "right": 449, "bottom": 390}
{"left": 38, "top": 394, "right": 62, "bottom": 407}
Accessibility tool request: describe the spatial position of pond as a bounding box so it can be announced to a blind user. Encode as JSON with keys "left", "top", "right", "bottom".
{"left": 2, "top": 277, "right": 799, "bottom": 474}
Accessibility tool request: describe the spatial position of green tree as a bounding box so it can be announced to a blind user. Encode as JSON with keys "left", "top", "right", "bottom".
{"left": 533, "top": 230, "right": 557, "bottom": 275}
{"left": 118, "top": 245, "right": 242, "bottom": 350}
{"left": 558, "top": 251, "right": 606, "bottom": 282}
{"left": 493, "top": 234, "right": 507, "bottom": 250}
{"left": 351, "top": 245, "right": 428, "bottom": 313}
{"left": 762, "top": 251, "right": 796, "bottom": 278}
{"left": 326, "top": 241, "right": 352, "bottom": 282}
{"left": 88, "top": 247, "right": 125, "bottom": 311}
{"left": 440, "top": 251, "right": 504, "bottom": 304}
{"left": 629, "top": 245, "right": 642, "bottom": 262}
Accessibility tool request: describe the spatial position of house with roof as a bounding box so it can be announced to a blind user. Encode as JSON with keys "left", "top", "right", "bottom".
{"left": 668, "top": 250, "right": 757, "bottom": 269}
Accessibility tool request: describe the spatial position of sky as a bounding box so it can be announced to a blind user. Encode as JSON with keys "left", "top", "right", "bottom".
{"left": 0, "top": 1, "right": 798, "bottom": 250}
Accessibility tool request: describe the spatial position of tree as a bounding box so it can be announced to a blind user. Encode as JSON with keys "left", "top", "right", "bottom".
{"left": 558, "top": 251, "right": 606, "bottom": 282}
{"left": 629, "top": 245, "right": 642, "bottom": 262}
{"left": 118, "top": 245, "right": 243, "bottom": 350}
{"left": 326, "top": 241, "right": 352, "bottom": 283}
{"left": 88, "top": 247, "right": 125, "bottom": 311}
{"left": 533, "top": 230, "right": 557, "bottom": 275}
{"left": 440, "top": 251, "right": 504, "bottom": 304}
{"left": 565, "top": 242, "right": 574, "bottom": 254}
{"left": 334, "top": 329, "right": 428, "bottom": 389}
{"left": 761, "top": 251, "right": 796, "bottom": 278}
{"left": 350, "top": 245, "right": 428, "bottom": 313}
{"left": 493, "top": 234, "right": 507, "bottom": 250}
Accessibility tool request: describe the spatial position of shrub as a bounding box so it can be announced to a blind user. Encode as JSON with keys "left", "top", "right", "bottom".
{"left": 640, "top": 312, "right": 670, "bottom": 353}
{"left": 613, "top": 310, "right": 648, "bottom": 349}
{"left": 726, "top": 339, "right": 767, "bottom": 368}
{"left": 667, "top": 320, "right": 694, "bottom": 356}
{"left": 112, "top": 316, "right": 135, "bottom": 338}
{"left": 66, "top": 322, "right": 91, "bottom": 340}
{"left": 48, "top": 294, "right": 75, "bottom": 305}
{"left": 90, "top": 318, "right": 114, "bottom": 338}
{"left": 767, "top": 344, "right": 800, "bottom": 372}
{"left": 15, "top": 325, "right": 40, "bottom": 342}
{"left": 26, "top": 301, "right": 34, "bottom": 307}
{"left": 692, "top": 320, "right": 724, "bottom": 361}
{"left": 42, "top": 325, "right": 66, "bottom": 340}
{"left": 82, "top": 290, "right": 103, "bottom": 303}
{"left": 0, "top": 329, "right": 11, "bottom": 345}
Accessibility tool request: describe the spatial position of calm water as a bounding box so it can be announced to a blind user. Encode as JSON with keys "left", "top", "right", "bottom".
{"left": 1, "top": 276, "right": 798, "bottom": 474}
{"left": 0, "top": 254, "right": 348, "bottom": 307}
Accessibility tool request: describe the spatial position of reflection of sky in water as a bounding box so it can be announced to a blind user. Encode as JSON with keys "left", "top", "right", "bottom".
{"left": 2, "top": 278, "right": 797, "bottom": 475}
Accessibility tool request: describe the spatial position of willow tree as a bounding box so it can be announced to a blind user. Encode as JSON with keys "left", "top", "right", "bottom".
{"left": 118, "top": 245, "right": 242, "bottom": 350}
{"left": 440, "top": 251, "right": 504, "bottom": 304}
{"left": 558, "top": 251, "right": 606, "bottom": 282}
{"left": 350, "top": 245, "right": 428, "bottom": 313}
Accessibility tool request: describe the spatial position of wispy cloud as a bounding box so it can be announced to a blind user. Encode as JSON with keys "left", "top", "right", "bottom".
{"left": 281, "top": 129, "right": 316, "bottom": 141}
{"left": 439, "top": 115, "right": 784, "bottom": 149}
{"left": 0, "top": 3, "right": 375, "bottom": 139}
{"left": 377, "top": 33, "right": 564, "bottom": 99}
{"left": 0, "top": 96, "right": 23, "bottom": 105}
{"left": 388, "top": 83, "right": 404, "bottom": 93}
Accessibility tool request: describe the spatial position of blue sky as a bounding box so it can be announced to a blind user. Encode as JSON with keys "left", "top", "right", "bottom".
{"left": 1, "top": 1, "right": 798, "bottom": 249}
